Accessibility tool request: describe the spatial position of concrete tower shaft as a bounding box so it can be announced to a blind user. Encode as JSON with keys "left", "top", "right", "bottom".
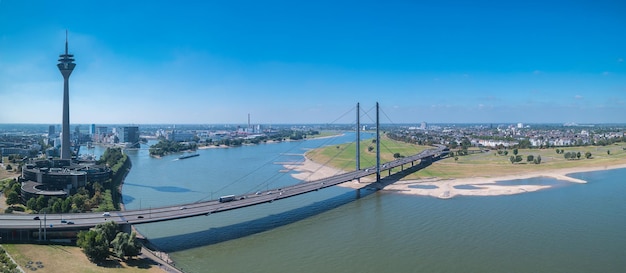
{"left": 58, "top": 31, "right": 76, "bottom": 160}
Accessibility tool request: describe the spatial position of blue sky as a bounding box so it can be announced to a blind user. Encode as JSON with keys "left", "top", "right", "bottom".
{"left": 1, "top": 0, "right": 624, "bottom": 125}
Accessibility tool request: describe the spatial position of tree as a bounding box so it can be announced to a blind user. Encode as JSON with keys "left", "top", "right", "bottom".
{"left": 111, "top": 232, "right": 129, "bottom": 259}
{"left": 77, "top": 221, "right": 140, "bottom": 263}
{"left": 10, "top": 183, "right": 20, "bottom": 194}
{"left": 461, "top": 138, "right": 471, "bottom": 149}
{"left": 534, "top": 155, "right": 542, "bottom": 164}
{"left": 585, "top": 151, "right": 592, "bottom": 159}
{"left": 124, "top": 232, "right": 142, "bottom": 258}
{"left": 576, "top": 152, "right": 581, "bottom": 159}
{"left": 509, "top": 156, "right": 516, "bottom": 164}
{"left": 35, "top": 195, "right": 46, "bottom": 211}
{"left": 393, "top": 152, "right": 402, "bottom": 159}
{"left": 51, "top": 201, "right": 62, "bottom": 213}
{"left": 5, "top": 191, "right": 19, "bottom": 206}
{"left": 72, "top": 194, "right": 86, "bottom": 212}
{"left": 513, "top": 148, "right": 519, "bottom": 156}
{"left": 449, "top": 141, "right": 458, "bottom": 149}
{"left": 77, "top": 230, "right": 110, "bottom": 263}
{"left": 111, "top": 231, "right": 142, "bottom": 259}
{"left": 607, "top": 149, "right": 611, "bottom": 155}
{"left": 527, "top": 155, "right": 534, "bottom": 163}
{"left": 62, "top": 198, "right": 72, "bottom": 213}
{"left": 515, "top": 155, "right": 523, "bottom": 163}
{"left": 95, "top": 221, "right": 119, "bottom": 244}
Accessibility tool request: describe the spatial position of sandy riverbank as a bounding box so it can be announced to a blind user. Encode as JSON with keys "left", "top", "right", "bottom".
{"left": 285, "top": 157, "right": 374, "bottom": 184}
{"left": 285, "top": 156, "right": 626, "bottom": 199}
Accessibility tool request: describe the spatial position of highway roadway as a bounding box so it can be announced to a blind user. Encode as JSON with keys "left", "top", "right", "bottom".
{"left": 0, "top": 145, "right": 447, "bottom": 231}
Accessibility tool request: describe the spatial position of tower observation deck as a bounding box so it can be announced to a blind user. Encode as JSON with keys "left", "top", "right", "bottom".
{"left": 57, "top": 31, "right": 76, "bottom": 160}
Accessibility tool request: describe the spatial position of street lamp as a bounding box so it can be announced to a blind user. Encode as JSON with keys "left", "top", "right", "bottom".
{"left": 35, "top": 215, "right": 41, "bottom": 241}
{"left": 34, "top": 211, "right": 48, "bottom": 241}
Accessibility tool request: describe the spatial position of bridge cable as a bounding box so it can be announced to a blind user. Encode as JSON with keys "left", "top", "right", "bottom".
{"left": 378, "top": 106, "right": 424, "bottom": 156}
{"left": 194, "top": 105, "right": 358, "bottom": 202}
{"left": 243, "top": 108, "right": 361, "bottom": 194}
{"left": 245, "top": 109, "right": 361, "bottom": 194}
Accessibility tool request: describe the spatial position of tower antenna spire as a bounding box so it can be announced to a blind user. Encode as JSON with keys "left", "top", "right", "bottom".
{"left": 65, "top": 30, "right": 68, "bottom": 55}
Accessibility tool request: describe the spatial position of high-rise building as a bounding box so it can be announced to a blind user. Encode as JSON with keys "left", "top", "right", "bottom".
{"left": 48, "top": 125, "right": 55, "bottom": 138}
{"left": 122, "top": 126, "right": 140, "bottom": 148}
{"left": 94, "top": 126, "right": 108, "bottom": 143}
{"left": 57, "top": 31, "right": 76, "bottom": 160}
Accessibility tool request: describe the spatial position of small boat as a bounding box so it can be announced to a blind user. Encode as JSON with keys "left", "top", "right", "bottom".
{"left": 178, "top": 153, "right": 200, "bottom": 160}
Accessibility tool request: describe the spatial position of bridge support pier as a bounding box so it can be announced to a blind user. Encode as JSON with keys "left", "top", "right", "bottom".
{"left": 120, "top": 223, "right": 132, "bottom": 234}
{"left": 356, "top": 188, "right": 361, "bottom": 199}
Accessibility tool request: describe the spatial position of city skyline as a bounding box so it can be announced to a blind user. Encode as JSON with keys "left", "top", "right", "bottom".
{"left": 1, "top": 0, "right": 625, "bottom": 125}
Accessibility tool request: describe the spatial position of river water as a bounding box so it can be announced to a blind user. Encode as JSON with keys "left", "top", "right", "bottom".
{"left": 84, "top": 133, "right": 626, "bottom": 273}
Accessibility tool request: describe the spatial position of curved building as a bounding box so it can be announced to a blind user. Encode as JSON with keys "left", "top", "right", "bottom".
{"left": 20, "top": 159, "right": 111, "bottom": 202}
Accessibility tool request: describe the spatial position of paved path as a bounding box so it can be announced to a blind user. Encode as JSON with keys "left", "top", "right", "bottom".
{"left": 140, "top": 246, "right": 184, "bottom": 273}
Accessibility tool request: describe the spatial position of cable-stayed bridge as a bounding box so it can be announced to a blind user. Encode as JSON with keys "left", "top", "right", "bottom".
{"left": 0, "top": 103, "right": 448, "bottom": 241}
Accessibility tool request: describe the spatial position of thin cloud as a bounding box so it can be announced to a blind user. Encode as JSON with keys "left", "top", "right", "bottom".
{"left": 574, "top": 95, "right": 583, "bottom": 99}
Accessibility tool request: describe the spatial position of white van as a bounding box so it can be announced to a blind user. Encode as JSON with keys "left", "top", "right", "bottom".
{"left": 102, "top": 212, "right": 110, "bottom": 217}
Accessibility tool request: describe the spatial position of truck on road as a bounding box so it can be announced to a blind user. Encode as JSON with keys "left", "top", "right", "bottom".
{"left": 219, "top": 195, "right": 236, "bottom": 203}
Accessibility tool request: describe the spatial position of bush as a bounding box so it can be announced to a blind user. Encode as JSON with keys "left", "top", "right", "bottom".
{"left": 10, "top": 206, "right": 24, "bottom": 212}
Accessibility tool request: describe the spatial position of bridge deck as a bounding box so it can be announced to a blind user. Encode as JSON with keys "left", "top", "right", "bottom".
{"left": 0, "top": 145, "right": 447, "bottom": 232}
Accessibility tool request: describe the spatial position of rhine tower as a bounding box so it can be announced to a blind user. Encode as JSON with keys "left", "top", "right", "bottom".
{"left": 57, "top": 31, "right": 76, "bottom": 160}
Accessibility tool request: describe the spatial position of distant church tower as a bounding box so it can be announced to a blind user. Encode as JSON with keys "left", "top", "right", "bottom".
{"left": 57, "top": 31, "right": 76, "bottom": 160}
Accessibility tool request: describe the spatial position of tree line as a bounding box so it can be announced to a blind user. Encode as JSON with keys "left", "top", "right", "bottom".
{"left": 149, "top": 129, "right": 320, "bottom": 156}
{"left": 76, "top": 221, "right": 142, "bottom": 263}
{"left": 149, "top": 139, "right": 198, "bottom": 157}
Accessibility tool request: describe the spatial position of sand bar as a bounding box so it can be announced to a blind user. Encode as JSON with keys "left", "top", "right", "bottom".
{"left": 286, "top": 156, "right": 626, "bottom": 199}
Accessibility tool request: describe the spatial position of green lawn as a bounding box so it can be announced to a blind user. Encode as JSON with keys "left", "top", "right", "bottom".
{"left": 2, "top": 244, "right": 163, "bottom": 273}
{"left": 307, "top": 135, "right": 432, "bottom": 171}
{"left": 307, "top": 138, "right": 626, "bottom": 180}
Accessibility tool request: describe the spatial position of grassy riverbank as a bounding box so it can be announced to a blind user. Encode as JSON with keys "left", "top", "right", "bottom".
{"left": 414, "top": 143, "right": 626, "bottom": 180}
{"left": 305, "top": 135, "right": 432, "bottom": 170}
{"left": 2, "top": 244, "right": 162, "bottom": 273}
{"left": 306, "top": 136, "right": 626, "bottom": 180}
